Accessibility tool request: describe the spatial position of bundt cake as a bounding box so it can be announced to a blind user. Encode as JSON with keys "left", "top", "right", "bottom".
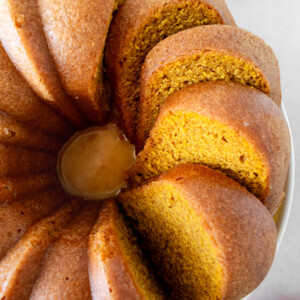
{"left": 106, "top": 0, "right": 236, "bottom": 141}
{"left": 136, "top": 25, "right": 281, "bottom": 147}
{"left": 88, "top": 199, "right": 164, "bottom": 299}
{"left": 118, "top": 164, "right": 277, "bottom": 299}
{"left": 0, "top": 0, "right": 291, "bottom": 299}
{"left": 130, "top": 81, "right": 290, "bottom": 214}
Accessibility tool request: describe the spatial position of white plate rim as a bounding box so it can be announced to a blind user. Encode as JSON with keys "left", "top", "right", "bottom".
{"left": 244, "top": 103, "right": 295, "bottom": 299}
{"left": 275, "top": 104, "right": 295, "bottom": 249}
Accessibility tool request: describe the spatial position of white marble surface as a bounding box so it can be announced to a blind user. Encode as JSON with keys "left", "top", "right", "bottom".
{"left": 226, "top": 0, "right": 300, "bottom": 298}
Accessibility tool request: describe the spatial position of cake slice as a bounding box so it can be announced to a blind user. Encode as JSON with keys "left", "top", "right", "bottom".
{"left": 38, "top": 0, "right": 122, "bottom": 124}
{"left": 0, "top": 112, "right": 63, "bottom": 151}
{"left": 0, "top": 173, "right": 58, "bottom": 203}
{"left": 88, "top": 198, "right": 164, "bottom": 300}
{"left": 119, "top": 164, "right": 277, "bottom": 299}
{"left": 106, "top": 0, "right": 236, "bottom": 141}
{"left": 0, "top": 0, "right": 86, "bottom": 128}
{"left": 136, "top": 25, "right": 281, "bottom": 147}
{"left": 30, "top": 203, "right": 100, "bottom": 300}
{"left": 0, "top": 199, "right": 81, "bottom": 300}
{"left": 0, "top": 144, "right": 56, "bottom": 177}
{"left": 0, "top": 43, "right": 73, "bottom": 138}
{"left": 0, "top": 188, "right": 68, "bottom": 259}
{"left": 131, "top": 82, "right": 290, "bottom": 214}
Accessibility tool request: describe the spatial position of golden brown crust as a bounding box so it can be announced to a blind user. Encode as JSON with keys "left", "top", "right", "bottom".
{"left": 0, "top": 112, "right": 63, "bottom": 151}
{"left": 138, "top": 81, "right": 290, "bottom": 214}
{"left": 0, "top": 0, "right": 86, "bottom": 128}
{"left": 0, "top": 188, "right": 68, "bottom": 260}
{"left": 88, "top": 199, "right": 143, "bottom": 300}
{"left": 30, "top": 203, "right": 100, "bottom": 300}
{"left": 106, "top": 0, "right": 236, "bottom": 141}
{"left": 138, "top": 25, "right": 281, "bottom": 146}
{"left": 39, "top": 0, "right": 116, "bottom": 123}
{"left": 122, "top": 164, "right": 277, "bottom": 299}
{"left": 0, "top": 43, "right": 73, "bottom": 138}
{"left": 0, "top": 173, "right": 59, "bottom": 204}
{"left": 0, "top": 199, "right": 82, "bottom": 300}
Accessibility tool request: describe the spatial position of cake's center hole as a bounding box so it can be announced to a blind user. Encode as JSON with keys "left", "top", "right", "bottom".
{"left": 57, "top": 123, "right": 136, "bottom": 200}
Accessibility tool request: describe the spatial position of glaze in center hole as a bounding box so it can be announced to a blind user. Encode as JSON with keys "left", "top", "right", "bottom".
{"left": 57, "top": 123, "right": 136, "bottom": 200}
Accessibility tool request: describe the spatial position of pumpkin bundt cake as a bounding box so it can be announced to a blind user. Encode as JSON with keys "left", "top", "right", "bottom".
{"left": 0, "top": 0, "right": 291, "bottom": 299}
{"left": 106, "top": 0, "right": 236, "bottom": 141}
{"left": 130, "top": 81, "right": 290, "bottom": 214}
{"left": 136, "top": 25, "right": 281, "bottom": 147}
{"left": 88, "top": 198, "right": 164, "bottom": 300}
{"left": 119, "top": 164, "right": 277, "bottom": 300}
